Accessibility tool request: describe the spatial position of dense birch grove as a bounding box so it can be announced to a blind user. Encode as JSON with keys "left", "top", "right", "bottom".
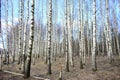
{"left": 0, "top": 0, "right": 120, "bottom": 79}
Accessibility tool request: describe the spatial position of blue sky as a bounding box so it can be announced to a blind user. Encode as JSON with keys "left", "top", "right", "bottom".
{"left": 1, "top": 0, "right": 120, "bottom": 26}
{"left": 1, "top": 0, "right": 65, "bottom": 24}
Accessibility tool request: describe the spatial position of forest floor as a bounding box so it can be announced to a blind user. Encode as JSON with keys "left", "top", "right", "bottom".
{"left": 0, "top": 55, "right": 120, "bottom": 80}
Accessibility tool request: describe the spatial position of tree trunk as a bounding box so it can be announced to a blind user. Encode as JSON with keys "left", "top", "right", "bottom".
{"left": 45, "top": 0, "right": 49, "bottom": 64}
{"left": 68, "top": 0, "right": 74, "bottom": 67}
{"left": 106, "top": 0, "right": 113, "bottom": 63}
{"left": 47, "top": 0, "right": 52, "bottom": 74}
{"left": 21, "top": 0, "right": 29, "bottom": 73}
{"left": 78, "top": 0, "right": 83, "bottom": 69}
{"left": 65, "top": 0, "right": 69, "bottom": 72}
{"left": 18, "top": 0, "right": 23, "bottom": 67}
{"left": 24, "top": 0, "right": 35, "bottom": 78}
{"left": 5, "top": 0, "right": 8, "bottom": 64}
{"left": 92, "top": 0, "right": 97, "bottom": 71}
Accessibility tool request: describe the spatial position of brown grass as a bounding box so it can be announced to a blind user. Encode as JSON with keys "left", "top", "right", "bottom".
{"left": 0, "top": 55, "right": 120, "bottom": 80}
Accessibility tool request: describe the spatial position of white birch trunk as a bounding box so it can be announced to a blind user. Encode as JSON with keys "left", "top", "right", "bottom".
{"left": 21, "top": 0, "right": 29, "bottom": 73}
{"left": 65, "top": 0, "right": 69, "bottom": 72}
{"left": 68, "top": 0, "right": 73, "bottom": 67}
{"left": 5, "top": 0, "right": 9, "bottom": 64}
{"left": 24, "top": 0, "right": 35, "bottom": 78}
{"left": 92, "top": 0, "right": 97, "bottom": 71}
{"left": 106, "top": 0, "right": 113, "bottom": 63}
{"left": 47, "top": 0, "right": 52, "bottom": 74}
{"left": 78, "top": 0, "right": 83, "bottom": 69}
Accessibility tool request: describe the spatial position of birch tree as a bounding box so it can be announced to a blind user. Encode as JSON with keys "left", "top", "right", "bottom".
{"left": 18, "top": 0, "right": 23, "bottom": 66}
{"left": 10, "top": 0, "right": 16, "bottom": 63}
{"left": 82, "top": 0, "right": 85, "bottom": 65}
{"left": 92, "top": 0, "right": 97, "bottom": 71}
{"left": 78, "top": 0, "right": 83, "bottom": 69}
{"left": 4, "top": 0, "right": 8, "bottom": 64}
{"left": 68, "top": 0, "right": 74, "bottom": 67}
{"left": 65, "top": 0, "right": 69, "bottom": 72}
{"left": 21, "top": 0, "right": 29, "bottom": 73}
{"left": 45, "top": 0, "right": 49, "bottom": 64}
{"left": 47, "top": 0, "right": 52, "bottom": 74}
{"left": 106, "top": 0, "right": 113, "bottom": 63}
{"left": 24, "top": 0, "right": 35, "bottom": 78}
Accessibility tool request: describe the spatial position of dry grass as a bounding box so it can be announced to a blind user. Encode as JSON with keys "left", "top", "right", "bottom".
{"left": 0, "top": 55, "right": 120, "bottom": 80}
